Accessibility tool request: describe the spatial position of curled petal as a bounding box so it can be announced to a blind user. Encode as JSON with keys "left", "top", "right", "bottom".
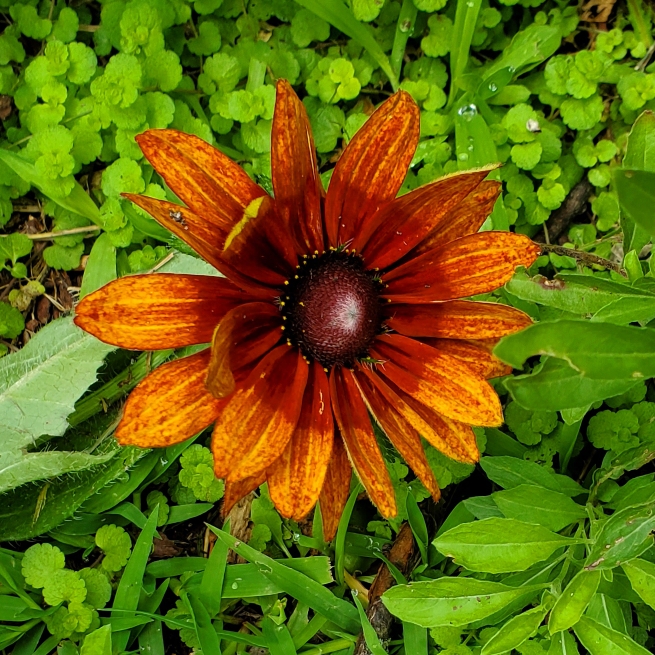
{"left": 268, "top": 362, "right": 334, "bottom": 520}
{"left": 353, "top": 368, "right": 440, "bottom": 500}
{"left": 371, "top": 334, "right": 502, "bottom": 428}
{"left": 272, "top": 80, "right": 324, "bottom": 254}
{"left": 324, "top": 91, "right": 419, "bottom": 247}
{"left": 136, "top": 129, "right": 266, "bottom": 235}
{"left": 423, "top": 338, "right": 512, "bottom": 379}
{"left": 222, "top": 196, "right": 297, "bottom": 287}
{"left": 384, "top": 232, "right": 541, "bottom": 302}
{"left": 223, "top": 473, "right": 266, "bottom": 517}
{"left": 74, "top": 274, "right": 249, "bottom": 350}
{"left": 358, "top": 169, "right": 494, "bottom": 270}
{"left": 206, "top": 302, "right": 282, "bottom": 398}
{"left": 330, "top": 367, "right": 397, "bottom": 518}
{"left": 117, "top": 349, "right": 225, "bottom": 447}
{"left": 319, "top": 435, "right": 351, "bottom": 542}
{"left": 414, "top": 180, "right": 501, "bottom": 255}
{"left": 386, "top": 301, "right": 532, "bottom": 340}
{"left": 212, "top": 346, "right": 309, "bottom": 482}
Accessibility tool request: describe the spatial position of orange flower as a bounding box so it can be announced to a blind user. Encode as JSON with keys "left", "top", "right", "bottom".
{"left": 75, "top": 80, "right": 540, "bottom": 540}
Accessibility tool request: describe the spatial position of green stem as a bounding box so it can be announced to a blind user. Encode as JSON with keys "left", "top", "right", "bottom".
{"left": 300, "top": 638, "right": 357, "bottom": 654}
{"left": 390, "top": 0, "right": 418, "bottom": 82}
{"left": 627, "top": 0, "right": 653, "bottom": 48}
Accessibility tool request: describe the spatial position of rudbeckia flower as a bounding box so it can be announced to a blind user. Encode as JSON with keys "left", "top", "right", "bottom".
{"left": 75, "top": 80, "right": 540, "bottom": 540}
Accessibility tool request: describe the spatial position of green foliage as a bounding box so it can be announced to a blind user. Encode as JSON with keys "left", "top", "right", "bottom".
{"left": 178, "top": 444, "right": 225, "bottom": 502}
{"left": 95, "top": 524, "right": 132, "bottom": 572}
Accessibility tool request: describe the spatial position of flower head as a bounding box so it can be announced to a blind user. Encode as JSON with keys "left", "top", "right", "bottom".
{"left": 75, "top": 80, "right": 540, "bottom": 539}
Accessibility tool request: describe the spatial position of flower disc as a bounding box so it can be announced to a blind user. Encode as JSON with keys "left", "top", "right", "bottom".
{"left": 285, "top": 252, "right": 383, "bottom": 367}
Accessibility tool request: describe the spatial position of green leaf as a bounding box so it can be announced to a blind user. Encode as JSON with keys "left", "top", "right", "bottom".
{"left": 0, "top": 301, "right": 25, "bottom": 339}
{"left": 548, "top": 630, "right": 580, "bottom": 655}
{"left": 620, "top": 558, "right": 655, "bottom": 609}
{"left": 495, "top": 320, "right": 655, "bottom": 381}
{"left": 623, "top": 110, "right": 655, "bottom": 171}
{"left": 0, "top": 318, "right": 115, "bottom": 493}
{"left": 480, "top": 456, "right": 584, "bottom": 497}
{"left": 353, "top": 590, "right": 386, "bottom": 655}
{"left": 573, "top": 616, "right": 650, "bottom": 654}
{"left": 493, "top": 484, "right": 586, "bottom": 532}
{"left": 79, "top": 233, "right": 116, "bottom": 299}
{"left": 433, "top": 518, "right": 580, "bottom": 573}
{"left": 0, "top": 233, "right": 32, "bottom": 268}
{"left": 382, "top": 578, "right": 547, "bottom": 627}
{"left": 614, "top": 169, "right": 655, "bottom": 236}
{"left": 80, "top": 625, "right": 111, "bottom": 655}
{"left": 481, "top": 604, "right": 549, "bottom": 654}
{"left": 548, "top": 569, "right": 601, "bottom": 633}
{"left": 449, "top": 0, "right": 482, "bottom": 106}
{"left": 586, "top": 504, "right": 655, "bottom": 570}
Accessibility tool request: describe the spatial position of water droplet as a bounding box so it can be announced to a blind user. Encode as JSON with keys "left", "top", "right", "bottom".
{"left": 160, "top": 458, "right": 168, "bottom": 466}
{"left": 488, "top": 82, "right": 498, "bottom": 92}
{"left": 457, "top": 104, "right": 478, "bottom": 121}
{"left": 353, "top": 589, "right": 359, "bottom": 596}
{"left": 231, "top": 582, "right": 239, "bottom": 589}
{"left": 458, "top": 152, "right": 469, "bottom": 161}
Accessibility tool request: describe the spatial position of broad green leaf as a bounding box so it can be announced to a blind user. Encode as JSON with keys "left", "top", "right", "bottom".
{"left": 623, "top": 110, "right": 655, "bottom": 171}
{"left": 548, "top": 569, "right": 601, "bottom": 634}
{"left": 80, "top": 625, "right": 111, "bottom": 655}
{"left": 609, "top": 475, "right": 655, "bottom": 511}
{"left": 573, "top": 616, "right": 650, "bottom": 655}
{"left": 403, "top": 622, "right": 428, "bottom": 655}
{"left": 548, "top": 630, "right": 580, "bottom": 655}
{"left": 79, "top": 233, "right": 116, "bottom": 299}
{"left": 209, "top": 526, "right": 360, "bottom": 633}
{"left": 495, "top": 320, "right": 655, "bottom": 380}
{"left": 480, "top": 456, "right": 584, "bottom": 497}
{"left": 621, "top": 558, "right": 655, "bottom": 609}
{"left": 294, "top": 0, "right": 397, "bottom": 90}
{"left": 0, "top": 233, "right": 32, "bottom": 267}
{"left": 505, "top": 357, "right": 639, "bottom": 411}
{"left": 493, "top": 485, "right": 586, "bottom": 532}
{"left": 586, "top": 593, "right": 627, "bottom": 633}
{"left": 586, "top": 505, "right": 655, "bottom": 570}
{"left": 0, "top": 318, "right": 115, "bottom": 493}
{"left": 0, "top": 149, "right": 102, "bottom": 225}
{"left": 614, "top": 169, "right": 655, "bottom": 236}
{"left": 481, "top": 604, "right": 549, "bottom": 654}
{"left": 382, "top": 578, "right": 547, "bottom": 627}
{"left": 433, "top": 518, "right": 579, "bottom": 573}
{"left": 463, "top": 495, "right": 504, "bottom": 520}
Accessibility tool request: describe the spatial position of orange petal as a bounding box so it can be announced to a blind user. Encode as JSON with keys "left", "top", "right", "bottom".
{"left": 423, "top": 338, "right": 512, "bottom": 379}
{"left": 116, "top": 349, "right": 225, "bottom": 447}
{"left": 330, "top": 367, "right": 397, "bottom": 518}
{"left": 353, "top": 368, "right": 440, "bottom": 500}
{"left": 370, "top": 334, "right": 502, "bottom": 428}
{"left": 319, "top": 434, "right": 351, "bottom": 542}
{"left": 384, "top": 232, "right": 541, "bottom": 302}
{"left": 206, "top": 302, "right": 282, "bottom": 398}
{"left": 414, "top": 180, "right": 501, "bottom": 255}
{"left": 136, "top": 129, "right": 266, "bottom": 234}
{"left": 223, "top": 473, "right": 266, "bottom": 517}
{"left": 271, "top": 80, "right": 324, "bottom": 254}
{"left": 386, "top": 301, "right": 532, "bottom": 340}
{"left": 324, "top": 91, "right": 419, "bottom": 248}
{"left": 222, "top": 195, "right": 297, "bottom": 287}
{"left": 212, "top": 346, "right": 309, "bottom": 482}
{"left": 357, "top": 169, "right": 493, "bottom": 270}
{"left": 268, "top": 362, "right": 334, "bottom": 520}
{"left": 74, "top": 274, "right": 250, "bottom": 350}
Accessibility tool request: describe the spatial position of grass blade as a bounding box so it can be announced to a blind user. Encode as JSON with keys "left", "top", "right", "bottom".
{"left": 263, "top": 617, "right": 298, "bottom": 655}
{"left": 199, "top": 519, "right": 229, "bottom": 618}
{"left": 448, "top": 0, "right": 483, "bottom": 107}
{"left": 352, "top": 590, "right": 386, "bottom": 655}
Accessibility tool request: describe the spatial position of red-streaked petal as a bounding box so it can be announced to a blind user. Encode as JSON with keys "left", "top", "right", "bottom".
{"left": 268, "top": 362, "right": 334, "bottom": 520}
{"left": 222, "top": 195, "right": 297, "bottom": 286}
{"left": 272, "top": 79, "right": 324, "bottom": 254}
{"left": 384, "top": 232, "right": 541, "bottom": 302}
{"left": 319, "top": 435, "right": 351, "bottom": 542}
{"left": 206, "top": 302, "right": 282, "bottom": 398}
{"left": 74, "top": 274, "right": 250, "bottom": 350}
{"left": 358, "top": 169, "right": 493, "bottom": 270}
{"left": 222, "top": 473, "right": 266, "bottom": 517}
{"left": 386, "top": 301, "right": 532, "bottom": 340}
{"left": 423, "top": 338, "right": 511, "bottom": 379}
{"left": 414, "top": 180, "right": 501, "bottom": 255}
{"left": 330, "top": 367, "right": 397, "bottom": 518}
{"left": 353, "top": 368, "right": 440, "bottom": 500}
{"left": 371, "top": 334, "right": 502, "bottom": 428}
{"left": 136, "top": 129, "right": 266, "bottom": 232}
{"left": 212, "top": 346, "right": 309, "bottom": 482}
{"left": 324, "top": 91, "right": 419, "bottom": 248}
{"left": 116, "top": 349, "right": 225, "bottom": 447}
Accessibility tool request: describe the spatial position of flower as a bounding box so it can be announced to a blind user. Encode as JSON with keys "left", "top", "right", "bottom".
{"left": 75, "top": 80, "right": 540, "bottom": 540}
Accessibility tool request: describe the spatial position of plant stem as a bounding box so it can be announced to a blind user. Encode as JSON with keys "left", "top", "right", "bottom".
{"left": 27, "top": 225, "right": 101, "bottom": 240}
{"left": 540, "top": 244, "right": 626, "bottom": 276}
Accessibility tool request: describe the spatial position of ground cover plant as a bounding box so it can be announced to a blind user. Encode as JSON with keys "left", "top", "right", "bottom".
{"left": 1, "top": 0, "right": 655, "bottom": 653}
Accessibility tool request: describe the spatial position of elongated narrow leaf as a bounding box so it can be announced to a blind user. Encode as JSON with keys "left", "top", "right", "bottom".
{"left": 382, "top": 578, "right": 547, "bottom": 627}
{"left": 495, "top": 320, "right": 655, "bottom": 380}
{"left": 587, "top": 593, "right": 627, "bottom": 633}
{"left": 548, "top": 631, "right": 580, "bottom": 655}
{"left": 79, "top": 233, "right": 117, "bottom": 299}
{"left": 548, "top": 569, "right": 601, "bottom": 634}
{"left": 433, "top": 518, "right": 579, "bottom": 573}
{"left": 621, "top": 558, "right": 655, "bottom": 609}
{"left": 481, "top": 604, "right": 548, "bottom": 654}
{"left": 208, "top": 526, "right": 359, "bottom": 633}
{"left": 573, "top": 616, "right": 650, "bottom": 655}
{"left": 615, "top": 169, "right": 655, "bottom": 237}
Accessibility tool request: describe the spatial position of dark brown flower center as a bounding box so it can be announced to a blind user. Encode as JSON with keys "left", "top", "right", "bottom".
{"left": 283, "top": 251, "right": 384, "bottom": 368}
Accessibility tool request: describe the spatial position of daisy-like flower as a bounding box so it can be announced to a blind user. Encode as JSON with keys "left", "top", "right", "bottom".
{"left": 75, "top": 80, "right": 540, "bottom": 540}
